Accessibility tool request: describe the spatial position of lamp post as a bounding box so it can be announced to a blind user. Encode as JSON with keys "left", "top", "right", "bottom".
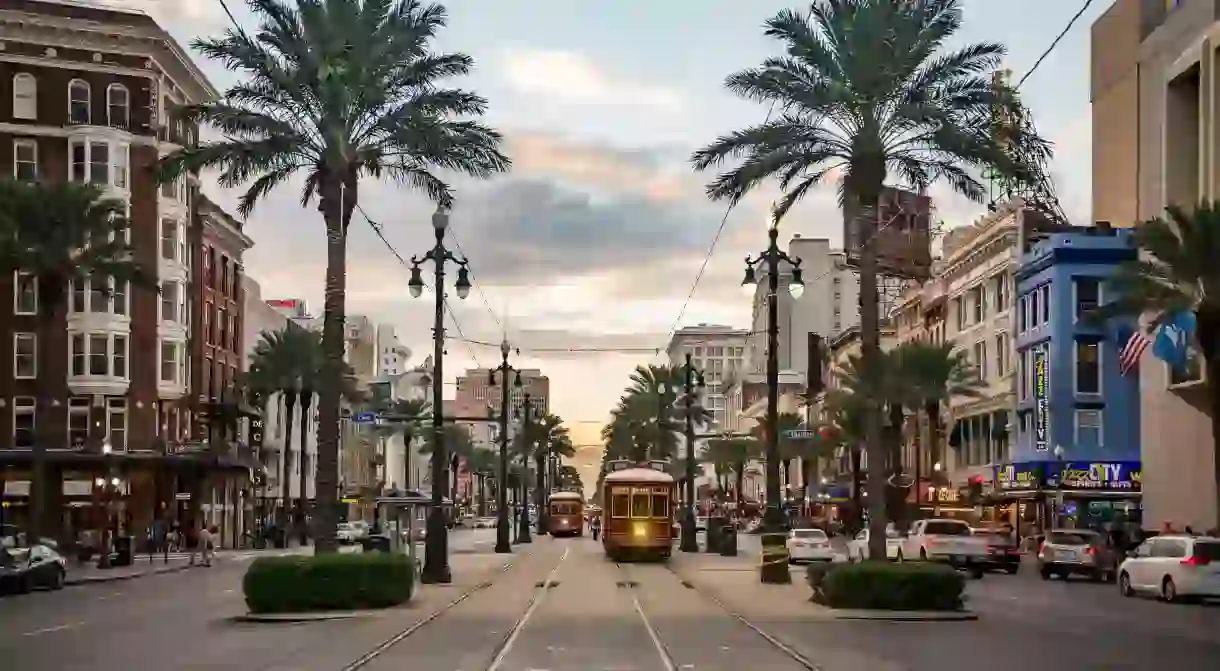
{"left": 489, "top": 339, "right": 522, "bottom": 554}
{"left": 514, "top": 394, "right": 534, "bottom": 544}
{"left": 680, "top": 352, "right": 706, "bottom": 553}
{"left": 654, "top": 382, "right": 670, "bottom": 462}
{"left": 95, "top": 440, "right": 117, "bottom": 569}
{"left": 407, "top": 207, "right": 473, "bottom": 585}
{"left": 742, "top": 225, "right": 804, "bottom": 584}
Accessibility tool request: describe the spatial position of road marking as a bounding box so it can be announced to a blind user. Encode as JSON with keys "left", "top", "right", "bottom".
{"left": 23, "top": 622, "right": 82, "bottom": 637}
{"left": 486, "top": 546, "right": 569, "bottom": 671}
{"left": 632, "top": 589, "right": 677, "bottom": 671}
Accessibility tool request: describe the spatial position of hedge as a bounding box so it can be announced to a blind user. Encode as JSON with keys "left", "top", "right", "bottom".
{"left": 242, "top": 552, "right": 415, "bottom": 614}
{"left": 812, "top": 561, "right": 966, "bottom": 611}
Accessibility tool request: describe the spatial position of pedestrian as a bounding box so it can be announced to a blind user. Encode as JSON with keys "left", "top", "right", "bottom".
{"left": 186, "top": 522, "right": 201, "bottom": 566}
{"left": 591, "top": 515, "right": 601, "bottom": 541}
{"left": 200, "top": 525, "right": 214, "bottom": 567}
{"left": 1161, "top": 521, "right": 1177, "bottom": 536}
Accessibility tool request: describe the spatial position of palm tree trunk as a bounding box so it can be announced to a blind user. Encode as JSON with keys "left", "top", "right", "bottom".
{"left": 924, "top": 402, "right": 941, "bottom": 481}
{"left": 313, "top": 172, "right": 355, "bottom": 555}
{"left": 857, "top": 188, "right": 888, "bottom": 561}
{"left": 298, "top": 389, "right": 313, "bottom": 545}
{"left": 280, "top": 393, "right": 296, "bottom": 535}
{"left": 734, "top": 462, "right": 745, "bottom": 508}
{"left": 28, "top": 276, "right": 66, "bottom": 544}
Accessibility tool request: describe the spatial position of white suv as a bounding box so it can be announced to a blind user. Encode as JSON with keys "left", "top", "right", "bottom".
{"left": 1118, "top": 534, "right": 1220, "bottom": 603}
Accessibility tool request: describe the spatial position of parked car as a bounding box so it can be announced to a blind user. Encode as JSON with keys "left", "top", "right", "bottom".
{"left": 474, "top": 517, "right": 497, "bottom": 529}
{"left": 787, "top": 528, "right": 834, "bottom": 563}
{"left": 900, "top": 518, "right": 989, "bottom": 577}
{"left": 0, "top": 543, "right": 67, "bottom": 594}
{"left": 847, "top": 527, "right": 903, "bottom": 562}
{"left": 336, "top": 523, "right": 360, "bottom": 545}
{"left": 1037, "top": 529, "right": 1118, "bottom": 582}
{"left": 973, "top": 528, "right": 1021, "bottom": 574}
{"left": 1118, "top": 534, "right": 1220, "bottom": 603}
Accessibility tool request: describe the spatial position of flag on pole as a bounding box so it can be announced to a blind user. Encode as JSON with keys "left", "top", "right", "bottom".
{"left": 1119, "top": 328, "right": 1152, "bottom": 375}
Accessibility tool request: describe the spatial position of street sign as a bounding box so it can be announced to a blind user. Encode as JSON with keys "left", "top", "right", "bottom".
{"left": 785, "top": 429, "right": 815, "bottom": 439}
{"left": 353, "top": 411, "right": 376, "bottom": 424}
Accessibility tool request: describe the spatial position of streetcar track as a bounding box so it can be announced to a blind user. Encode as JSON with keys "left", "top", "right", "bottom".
{"left": 661, "top": 562, "right": 825, "bottom": 671}
{"left": 338, "top": 557, "right": 523, "bottom": 671}
{"left": 615, "top": 562, "right": 678, "bottom": 671}
{"left": 484, "top": 546, "right": 569, "bottom": 671}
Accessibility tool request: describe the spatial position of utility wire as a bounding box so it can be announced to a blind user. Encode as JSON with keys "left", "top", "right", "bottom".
{"left": 1016, "top": 0, "right": 1095, "bottom": 90}
{"left": 443, "top": 229, "right": 501, "bottom": 329}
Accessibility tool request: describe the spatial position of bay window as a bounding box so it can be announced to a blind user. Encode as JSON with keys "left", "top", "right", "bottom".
{"left": 68, "top": 139, "right": 129, "bottom": 187}
{"left": 160, "top": 340, "right": 181, "bottom": 384}
{"left": 161, "top": 219, "right": 178, "bottom": 261}
{"left": 161, "top": 281, "right": 180, "bottom": 323}
{"left": 89, "top": 334, "right": 108, "bottom": 375}
{"left": 70, "top": 277, "right": 129, "bottom": 315}
{"left": 69, "top": 333, "right": 128, "bottom": 379}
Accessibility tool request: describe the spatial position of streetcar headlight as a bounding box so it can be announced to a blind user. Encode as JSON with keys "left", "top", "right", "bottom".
{"left": 633, "top": 523, "right": 646, "bottom": 538}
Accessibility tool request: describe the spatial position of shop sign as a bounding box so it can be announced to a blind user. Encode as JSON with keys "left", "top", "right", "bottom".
{"left": 1033, "top": 346, "right": 1049, "bottom": 452}
{"left": 1049, "top": 461, "right": 1141, "bottom": 492}
{"left": 931, "top": 487, "right": 960, "bottom": 504}
{"left": 995, "top": 463, "right": 1044, "bottom": 490}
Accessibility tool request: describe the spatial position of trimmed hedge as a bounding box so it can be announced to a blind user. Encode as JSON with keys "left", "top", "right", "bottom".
{"left": 242, "top": 552, "right": 415, "bottom": 614}
{"left": 814, "top": 562, "right": 966, "bottom": 611}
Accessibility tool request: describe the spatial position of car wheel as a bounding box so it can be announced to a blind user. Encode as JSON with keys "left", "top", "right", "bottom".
{"left": 52, "top": 567, "right": 65, "bottom": 590}
{"left": 1119, "top": 572, "right": 1134, "bottom": 597}
{"left": 1162, "top": 576, "right": 1179, "bottom": 603}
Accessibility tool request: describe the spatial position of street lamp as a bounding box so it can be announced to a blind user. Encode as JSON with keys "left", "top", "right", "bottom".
{"left": 489, "top": 339, "right": 523, "bottom": 554}
{"left": 680, "top": 352, "right": 706, "bottom": 553}
{"left": 406, "top": 207, "right": 472, "bottom": 585}
{"left": 514, "top": 394, "right": 534, "bottom": 544}
{"left": 742, "top": 225, "right": 803, "bottom": 584}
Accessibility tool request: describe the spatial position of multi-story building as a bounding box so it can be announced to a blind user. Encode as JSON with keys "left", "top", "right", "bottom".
{"left": 376, "top": 324, "right": 409, "bottom": 377}
{"left": 665, "top": 323, "right": 749, "bottom": 429}
{"left": 455, "top": 367, "right": 549, "bottom": 420}
{"left": 0, "top": 1, "right": 265, "bottom": 543}
{"left": 1007, "top": 224, "right": 1141, "bottom": 531}
{"left": 1091, "top": 0, "right": 1219, "bottom": 529}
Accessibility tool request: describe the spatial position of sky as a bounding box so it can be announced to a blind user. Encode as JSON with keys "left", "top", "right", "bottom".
{"left": 105, "top": 0, "right": 1107, "bottom": 475}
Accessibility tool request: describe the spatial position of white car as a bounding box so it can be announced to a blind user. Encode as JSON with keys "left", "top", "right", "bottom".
{"left": 847, "top": 527, "right": 903, "bottom": 562}
{"left": 1118, "top": 534, "right": 1220, "bottom": 603}
{"left": 336, "top": 523, "right": 360, "bottom": 545}
{"left": 786, "top": 528, "right": 834, "bottom": 563}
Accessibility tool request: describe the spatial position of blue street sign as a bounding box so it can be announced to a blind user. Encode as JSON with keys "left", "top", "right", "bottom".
{"left": 352, "top": 411, "right": 376, "bottom": 424}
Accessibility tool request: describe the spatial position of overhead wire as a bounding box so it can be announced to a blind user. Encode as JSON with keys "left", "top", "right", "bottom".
{"left": 1015, "top": 0, "right": 1095, "bottom": 90}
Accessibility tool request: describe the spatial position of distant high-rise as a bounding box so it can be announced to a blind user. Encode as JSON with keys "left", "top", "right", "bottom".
{"left": 665, "top": 324, "right": 749, "bottom": 430}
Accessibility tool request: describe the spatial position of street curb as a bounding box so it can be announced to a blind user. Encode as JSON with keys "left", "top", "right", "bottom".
{"left": 65, "top": 563, "right": 196, "bottom": 586}
{"left": 233, "top": 608, "right": 403, "bottom": 623}
{"left": 808, "top": 606, "right": 979, "bottom": 621}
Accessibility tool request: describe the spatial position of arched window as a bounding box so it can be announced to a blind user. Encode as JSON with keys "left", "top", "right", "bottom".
{"left": 106, "top": 84, "right": 129, "bottom": 128}
{"left": 12, "top": 74, "right": 36, "bottom": 120}
{"left": 68, "top": 79, "right": 91, "bottom": 125}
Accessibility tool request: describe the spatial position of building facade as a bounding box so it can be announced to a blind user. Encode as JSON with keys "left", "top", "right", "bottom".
{"left": 0, "top": 1, "right": 264, "bottom": 545}
{"left": 1091, "top": 0, "right": 1219, "bottom": 528}
{"left": 665, "top": 323, "right": 749, "bottom": 430}
{"left": 1007, "top": 224, "right": 1141, "bottom": 530}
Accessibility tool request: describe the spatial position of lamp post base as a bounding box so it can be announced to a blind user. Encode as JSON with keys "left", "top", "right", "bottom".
{"left": 679, "top": 509, "right": 699, "bottom": 553}
{"left": 494, "top": 514, "right": 512, "bottom": 554}
{"left": 515, "top": 508, "right": 532, "bottom": 544}
{"left": 419, "top": 508, "right": 452, "bottom": 585}
{"left": 758, "top": 506, "right": 791, "bottom": 584}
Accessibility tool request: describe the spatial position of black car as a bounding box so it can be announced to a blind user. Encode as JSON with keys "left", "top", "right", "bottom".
{"left": 0, "top": 544, "right": 67, "bottom": 595}
{"left": 975, "top": 530, "right": 1021, "bottom": 574}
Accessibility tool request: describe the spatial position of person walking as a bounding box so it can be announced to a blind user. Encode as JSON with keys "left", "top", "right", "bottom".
{"left": 186, "top": 522, "right": 201, "bottom": 566}
{"left": 591, "top": 515, "right": 601, "bottom": 541}
{"left": 199, "top": 525, "right": 214, "bottom": 567}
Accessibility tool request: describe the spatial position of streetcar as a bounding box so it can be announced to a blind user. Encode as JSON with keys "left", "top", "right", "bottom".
{"left": 547, "top": 491, "right": 585, "bottom": 537}
{"left": 600, "top": 460, "right": 675, "bottom": 561}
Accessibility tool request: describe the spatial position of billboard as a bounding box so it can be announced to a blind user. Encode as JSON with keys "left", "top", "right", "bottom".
{"left": 844, "top": 186, "right": 933, "bottom": 280}
{"left": 1033, "top": 346, "right": 1049, "bottom": 452}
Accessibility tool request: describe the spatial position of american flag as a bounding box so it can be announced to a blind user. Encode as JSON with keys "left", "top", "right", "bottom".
{"left": 1119, "top": 329, "right": 1152, "bottom": 375}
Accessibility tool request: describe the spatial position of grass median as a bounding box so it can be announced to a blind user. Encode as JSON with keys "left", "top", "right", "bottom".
{"left": 807, "top": 561, "right": 966, "bottom": 611}
{"left": 243, "top": 552, "right": 415, "bottom": 614}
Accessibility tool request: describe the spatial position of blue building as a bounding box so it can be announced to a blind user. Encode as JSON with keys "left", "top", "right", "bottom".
{"left": 1004, "top": 223, "right": 1142, "bottom": 530}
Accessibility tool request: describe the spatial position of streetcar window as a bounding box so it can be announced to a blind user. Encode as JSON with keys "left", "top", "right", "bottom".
{"left": 651, "top": 494, "right": 669, "bottom": 518}
{"left": 631, "top": 492, "right": 651, "bottom": 518}
{"left": 611, "top": 493, "right": 630, "bottom": 517}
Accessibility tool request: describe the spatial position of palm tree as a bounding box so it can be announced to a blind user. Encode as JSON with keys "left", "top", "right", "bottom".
{"left": 465, "top": 447, "right": 497, "bottom": 516}
{"left": 703, "top": 437, "right": 761, "bottom": 507}
{"left": 376, "top": 398, "right": 431, "bottom": 491}
{"left": 751, "top": 411, "right": 806, "bottom": 499}
{"left": 1099, "top": 202, "right": 1220, "bottom": 526}
{"left": 690, "top": 0, "right": 1044, "bottom": 561}
{"left": 0, "top": 179, "right": 155, "bottom": 543}
{"left": 159, "top": 0, "right": 511, "bottom": 553}
{"left": 418, "top": 424, "right": 474, "bottom": 497}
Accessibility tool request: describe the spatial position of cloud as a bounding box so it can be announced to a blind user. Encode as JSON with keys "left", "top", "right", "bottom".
{"left": 499, "top": 48, "right": 682, "bottom": 112}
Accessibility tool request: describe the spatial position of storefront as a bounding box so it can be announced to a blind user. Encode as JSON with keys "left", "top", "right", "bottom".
{"left": 992, "top": 460, "right": 1142, "bottom": 536}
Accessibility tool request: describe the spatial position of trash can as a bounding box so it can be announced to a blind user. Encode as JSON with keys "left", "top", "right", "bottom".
{"left": 361, "top": 534, "right": 391, "bottom": 553}
{"left": 705, "top": 517, "right": 724, "bottom": 553}
{"left": 273, "top": 528, "right": 288, "bottom": 549}
{"left": 111, "top": 536, "right": 134, "bottom": 567}
{"left": 719, "top": 525, "right": 738, "bottom": 556}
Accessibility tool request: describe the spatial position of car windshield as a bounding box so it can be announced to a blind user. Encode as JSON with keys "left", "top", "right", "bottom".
{"left": 793, "top": 529, "right": 827, "bottom": 540}
{"left": 1048, "top": 532, "right": 1093, "bottom": 545}
{"left": 924, "top": 521, "right": 971, "bottom": 536}
{"left": 1193, "top": 541, "right": 1220, "bottom": 561}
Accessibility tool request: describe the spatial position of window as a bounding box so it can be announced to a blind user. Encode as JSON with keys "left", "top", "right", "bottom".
{"left": 994, "top": 333, "right": 1008, "bottom": 376}
{"left": 161, "top": 220, "right": 178, "bottom": 260}
{"left": 13, "top": 397, "right": 35, "bottom": 448}
{"left": 203, "top": 309, "right": 211, "bottom": 345}
{"left": 68, "top": 397, "right": 89, "bottom": 447}
{"left": 954, "top": 296, "right": 965, "bottom": 331}
{"left": 13, "top": 333, "right": 36, "bottom": 378}
{"left": 1075, "top": 278, "right": 1100, "bottom": 320}
{"left": 1074, "top": 341, "right": 1101, "bottom": 394}
{"left": 13, "top": 140, "right": 37, "bottom": 180}
{"left": 160, "top": 340, "right": 178, "bottom": 383}
{"left": 113, "top": 335, "right": 128, "bottom": 379}
{"left": 90, "top": 142, "right": 108, "bottom": 184}
{"left": 89, "top": 334, "right": 109, "bottom": 376}
{"left": 113, "top": 143, "right": 129, "bottom": 189}
{"left": 70, "top": 334, "right": 85, "bottom": 376}
{"left": 1075, "top": 410, "right": 1102, "bottom": 446}
{"left": 12, "top": 73, "right": 36, "bottom": 119}
{"left": 13, "top": 272, "right": 36, "bottom": 315}
{"left": 107, "top": 398, "right": 127, "bottom": 451}
{"left": 972, "top": 286, "right": 985, "bottom": 323}
{"left": 112, "top": 279, "right": 127, "bottom": 316}
{"left": 611, "top": 493, "right": 629, "bottom": 517}
{"left": 106, "top": 84, "right": 129, "bottom": 128}
{"left": 68, "top": 139, "right": 114, "bottom": 185}
{"left": 973, "top": 340, "right": 987, "bottom": 378}
{"left": 161, "top": 281, "right": 179, "bottom": 323}
{"left": 1017, "top": 296, "right": 1026, "bottom": 333}
{"left": 68, "top": 79, "right": 91, "bottom": 124}
{"left": 631, "top": 492, "right": 651, "bottom": 518}
{"left": 1039, "top": 285, "right": 1050, "bottom": 325}
{"left": 993, "top": 274, "right": 1009, "bottom": 312}
{"left": 1028, "top": 290, "right": 1039, "bottom": 330}
{"left": 218, "top": 308, "right": 227, "bottom": 346}
{"left": 161, "top": 178, "right": 176, "bottom": 200}
{"left": 89, "top": 279, "right": 105, "bottom": 314}
{"left": 651, "top": 494, "right": 668, "bottom": 519}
